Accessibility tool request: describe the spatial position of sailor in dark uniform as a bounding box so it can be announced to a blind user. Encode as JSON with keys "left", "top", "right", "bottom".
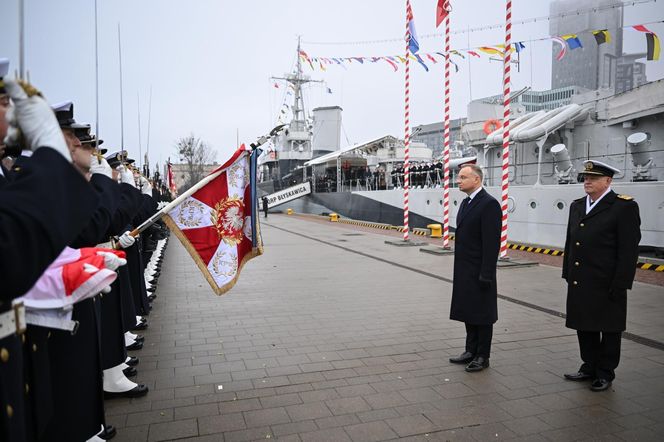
{"left": 562, "top": 160, "right": 641, "bottom": 392}
{"left": 34, "top": 101, "right": 108, "bottom": 442}
{"left": 1, "top": 74, "right": 98, "bottom": 442}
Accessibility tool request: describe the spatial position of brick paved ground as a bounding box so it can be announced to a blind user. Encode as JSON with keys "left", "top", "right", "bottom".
{"left": 106, "top": 215, "right": 664, "bottom": 441}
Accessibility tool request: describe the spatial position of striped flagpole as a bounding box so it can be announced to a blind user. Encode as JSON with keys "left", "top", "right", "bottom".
{"left": 441, "top": 3, "right": 451, "bottom": 248}
{"left": 500, "top": 0, "right": 512, "bottom": 258}
{"left": 403, "top": 0, "right": 413, "bottom": 241}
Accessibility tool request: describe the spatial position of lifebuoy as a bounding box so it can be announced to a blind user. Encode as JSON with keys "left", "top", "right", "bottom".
{"left": 483, "top": 119, "right": 502, "bottom": 135}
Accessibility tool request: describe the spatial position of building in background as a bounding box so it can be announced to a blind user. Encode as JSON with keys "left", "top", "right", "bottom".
{"left": 168, "top": 163, "right": 219, "bottom": 192}
{"left": 550, "top": 0, "right": 647, "bottom": 93}
{"left": 412, "top": 118, "right": 466, "bottom": 158}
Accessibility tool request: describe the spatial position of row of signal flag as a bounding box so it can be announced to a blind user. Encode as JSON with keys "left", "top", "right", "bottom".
{"left": 299, "top": 0, "right": 660, "bottom": 73}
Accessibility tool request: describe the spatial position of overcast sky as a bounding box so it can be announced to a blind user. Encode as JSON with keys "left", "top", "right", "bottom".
{"left": 1, "top": 0, "right": 662, "bottom": 170}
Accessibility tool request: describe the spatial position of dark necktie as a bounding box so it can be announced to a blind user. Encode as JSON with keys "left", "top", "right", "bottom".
{"left": 458, "top": 197, "right": 471, "bottom": 221}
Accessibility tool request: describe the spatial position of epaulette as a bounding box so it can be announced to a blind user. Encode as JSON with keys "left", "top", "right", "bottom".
{"left": 616, "top": 194, "right": 633, "bottom": 201}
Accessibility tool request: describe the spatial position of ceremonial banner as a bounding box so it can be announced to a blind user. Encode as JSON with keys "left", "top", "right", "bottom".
{"left": 163, "top": 147, "right": 263, "bottom": 295}
{"left": 167, "top": 162, "right": 178, "bottom": 197}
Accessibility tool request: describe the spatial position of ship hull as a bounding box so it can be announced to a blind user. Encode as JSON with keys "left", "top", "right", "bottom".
{"left": 302, "top": 182, "right": 663, "bottom": 250}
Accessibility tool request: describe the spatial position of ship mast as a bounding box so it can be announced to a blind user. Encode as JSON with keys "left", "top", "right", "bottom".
{"left": 269, "top": 37, "right": 323, "bottom": 178}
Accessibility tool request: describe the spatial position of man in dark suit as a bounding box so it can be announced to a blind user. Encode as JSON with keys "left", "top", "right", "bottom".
{"left": 449, "top": 164, "right": 501, "bottom": 372}
{"left": 562, "top": 160, "right": 641, "bottom": 392}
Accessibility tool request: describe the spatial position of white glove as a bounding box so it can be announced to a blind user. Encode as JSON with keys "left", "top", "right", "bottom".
{"left": 90, "top": 155, "right": 113, "bottom": 178}
{"left": 96, "top": 251, "right": 127, "bottom": 271}
{"left": 139, "top": 176, "right": 152, "bottom": 196}
{"left": 117, "top": 165, "right": 135, "bottom": 187}
{"left": 3, "top": 80, "right": 71, "bottom": 161}
{"left": 117, "top": 231, "right": 137, "bottom": 249}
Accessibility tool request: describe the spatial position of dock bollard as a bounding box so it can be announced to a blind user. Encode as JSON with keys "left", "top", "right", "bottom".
{"left": 427, "top": 224, "right": 442, "bottom": 238}
{"left": 329, "top": 213, "right": 339, "bottom": 222}
{"left": 287, "top": 208, "right": 293, "bottom": 215}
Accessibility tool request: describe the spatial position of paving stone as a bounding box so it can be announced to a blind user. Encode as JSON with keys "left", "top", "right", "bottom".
{"left": 243, "top": 407, "right": 291, "bottom": 427}
{"left": 315, "top": 414, "right": 362, "bottom": 430}
{"left": 300, "top": 427, "right": 352, "bottom": 442}
{"left": 270, "top": 419, "right": 318, "bottom": 437}
{"left": 384, "top": 414, "right": 438, "bottom": 437}
{"left": 114, "top": 424, "right": 149, "bottom": 442}
{"left": 147, "top": 418, "right": 198, "bottom": 441}
{"left": 344, "top": 420, "right": 399, "bottom": 442}
{"left": 286, "top": 401, "right": 333, "bottom": 421}
{"left": 198, "top": 412, "right": 246, "bottom": 435}
{"left": 223, "top": 426, "right": 273, "bottom": 442}
{"left": 259, "top": 392, "right": 303, "bottom": 408}
{"left": 503, "top": 416, "right": 554, "bottom": 436}
{"left": 363, "top": 392, "right": 410, "bottom": 409}
{"left": 126, "top": 409, "right": 174, "bottom": 427}
{"left": 325, "top": 396, "right": 372, "bottom": 415}
{"left": 174, "top": 403, "right": 220, "bottom": 420}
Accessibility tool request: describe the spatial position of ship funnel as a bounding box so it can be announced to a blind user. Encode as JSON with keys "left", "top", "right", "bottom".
{"left": 627, "top": 132, "right": 653, "bottom": 181}
{"left": 551, "top": 143, "right": 573, "bottom": 184}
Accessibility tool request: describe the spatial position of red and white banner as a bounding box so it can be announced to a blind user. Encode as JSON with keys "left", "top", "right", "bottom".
{"left": 18, "top": 247, "right": 126, "bottom": 309}
{"left": 167, "top": 162, "right": 178, "bottom": 197}
{"left": 163, "top": 147, "right": 262, "bottom": 295}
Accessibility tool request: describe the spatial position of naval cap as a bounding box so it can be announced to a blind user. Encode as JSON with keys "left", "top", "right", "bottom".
{"left": 105, "top": 150, "right": 135, "bottom": 168}
{"left": 52, "top": 101, "right": 89, "bottom": 129}
{"left": 579, "top": 160, "right": 620, "bottom": 178}
{"left": 0, "top": 58, "right": 9, "bottom": 94}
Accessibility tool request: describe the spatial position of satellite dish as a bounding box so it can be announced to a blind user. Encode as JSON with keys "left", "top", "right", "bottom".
{"left": 627, "top": 132, "right": 649, "bottom": 145}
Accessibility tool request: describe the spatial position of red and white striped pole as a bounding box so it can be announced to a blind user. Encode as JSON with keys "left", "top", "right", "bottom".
{"left": 500, "top": 0, "right": 512, "bottom": 258}
{"left": 441, "top": 2, "right": 452, "bottom": 248}
{"left": 403, "top": 0, "right": 413, "bottom": 241}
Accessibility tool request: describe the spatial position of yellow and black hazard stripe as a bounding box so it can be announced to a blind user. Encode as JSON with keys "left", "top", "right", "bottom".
{"left": 637, "top": 262, "right": 664, "bottom": 272}
{"left": 337, "top": 218, "right": 393, "bottom": 230}
{"left": 507, "top": 243, "right": 564, "bottom": 256}
{"left": 327, "top": 215, "right": 663, "bottom": 272}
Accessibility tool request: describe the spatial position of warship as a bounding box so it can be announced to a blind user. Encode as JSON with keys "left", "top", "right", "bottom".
{"left": 258, "top": 8, "right": 663, "bottom": 254}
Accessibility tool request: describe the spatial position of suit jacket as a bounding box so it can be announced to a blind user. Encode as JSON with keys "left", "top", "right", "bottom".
{"left": 562, "top": 190, "right": 641, "bottom": 332}
{"left": 450, "top": 188, "right": 502, "bottom": 325}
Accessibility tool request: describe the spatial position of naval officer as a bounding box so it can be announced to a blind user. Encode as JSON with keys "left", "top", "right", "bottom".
{"left": 562, "top": 160, "right": 641, "bottom": 392}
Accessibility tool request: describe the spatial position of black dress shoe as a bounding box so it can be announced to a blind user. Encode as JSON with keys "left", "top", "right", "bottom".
{"left": 98, "top": 425, "right": 117, "bottom": 440}
{"left": 126, "top": 356, "right": 139, "bottom": 367}
{"left": 104, "top": 384, "right": 149, "bottom": 399}
{"left": 564, "top": 371, "right": 593, "bottom": 381}
{"left": 126, "top": 340, "right": 143, "bottom": 351}
{"left": 449, "top": 351, "right": 474, "bottom": 364}
{"left": 147, "top": 286, "right": 156, "bottom": 293}
{"left": 133, "top": 335, "right": 145, "bottom": 343}
{"left": 123, "top": 366, "right": 137, "bottom": 378}
{"left": 465, "top": 356, "right": 490, "bottom": 372}
{"left": 590, "top": 379, "right": 612, "bottom": 392}
{"left": 133, "top": 321, "right": 148, "bottom": 331}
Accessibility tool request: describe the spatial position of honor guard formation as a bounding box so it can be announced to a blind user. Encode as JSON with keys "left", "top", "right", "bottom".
{"left": 1, "top": 58, "right": 172, "bottom": 441}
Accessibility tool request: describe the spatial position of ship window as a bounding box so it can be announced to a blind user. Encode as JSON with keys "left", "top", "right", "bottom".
{"left": 530, "top": 201, "right": 537, "bottom": 209}
{"left": 556, "top": 201, "right": 565, "bottom": 210}
{"left": 426, "top": 200, "right": 430, "bottom": 205}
